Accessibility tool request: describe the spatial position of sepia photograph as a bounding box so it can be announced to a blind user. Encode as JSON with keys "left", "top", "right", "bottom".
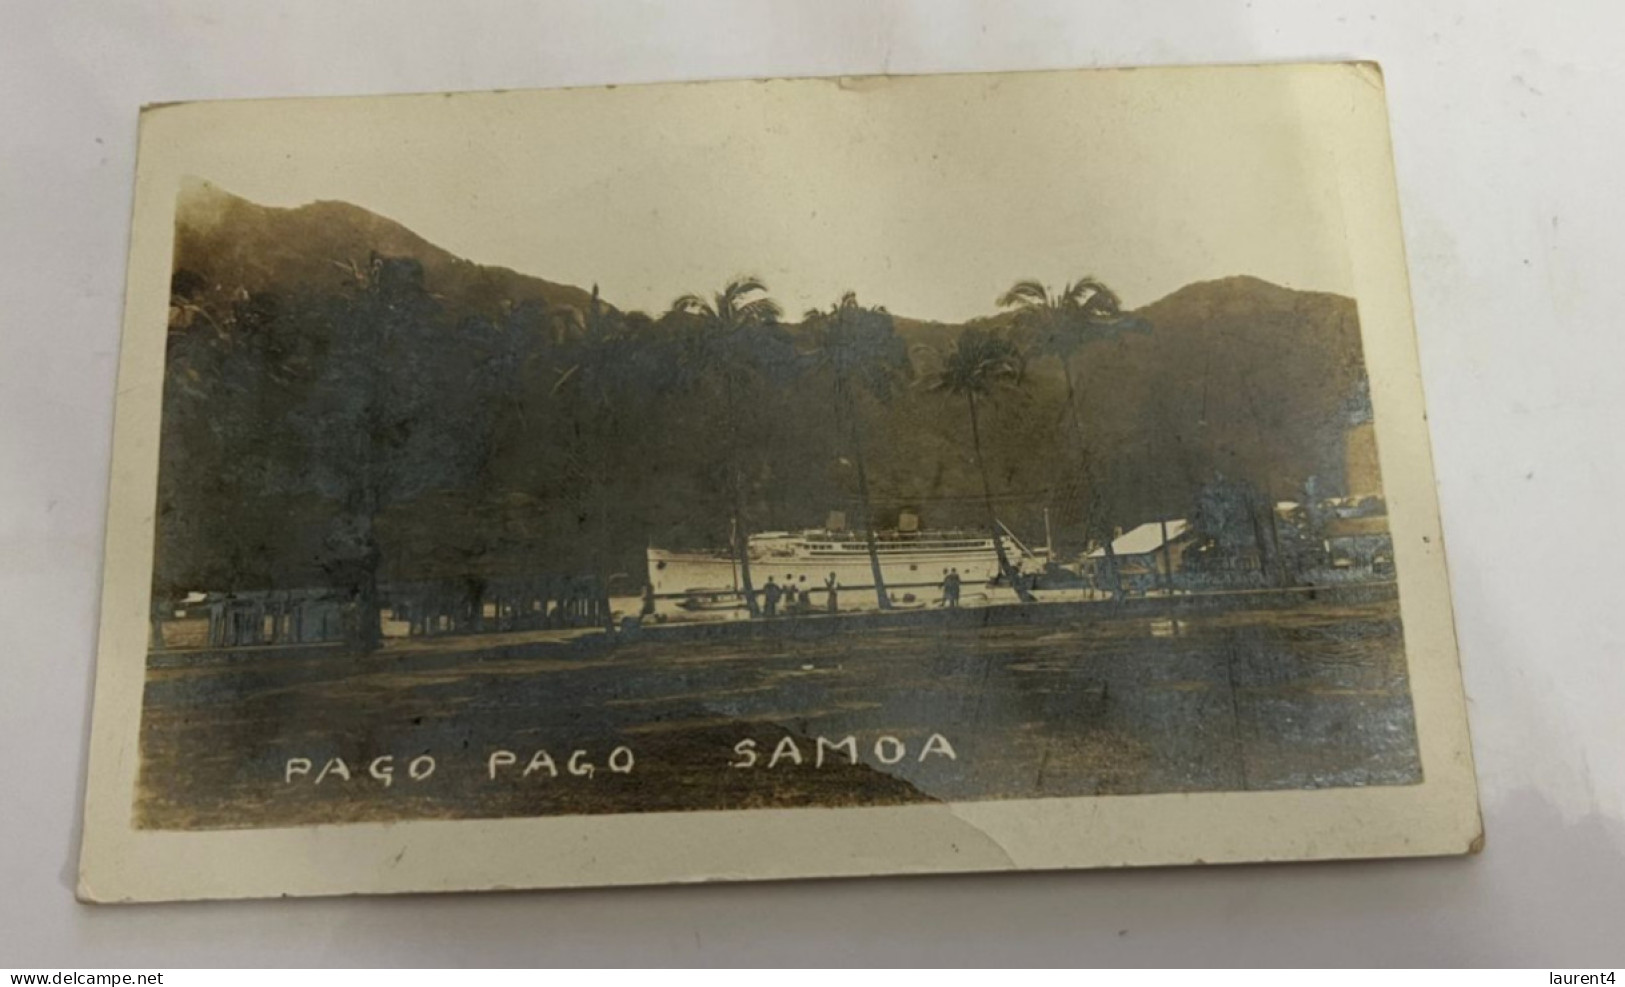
{"left": 18, "top": 0, "right": 1625, "bottom": 969}
{"left": 78, "top": 64, "right": 1479, "bottom": 900}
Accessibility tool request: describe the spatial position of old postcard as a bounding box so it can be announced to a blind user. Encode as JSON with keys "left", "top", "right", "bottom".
{"left": 79, "top": 63, "right": 1480, "bottom": 902}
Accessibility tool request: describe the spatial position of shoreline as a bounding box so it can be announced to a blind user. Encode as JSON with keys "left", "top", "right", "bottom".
{"left": 146, "top": 579, "right": 1399, "bottom": 672}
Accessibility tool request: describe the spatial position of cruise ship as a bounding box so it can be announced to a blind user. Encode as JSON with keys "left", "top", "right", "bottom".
{"left": 647, "top": 521, "right": 1048, "bottom": 610}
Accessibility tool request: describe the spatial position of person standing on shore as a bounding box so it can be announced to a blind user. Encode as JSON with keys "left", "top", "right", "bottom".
{"left": 825, "top": 572, "right": 839, "bottom": 613}
{"left": 944, "top": 568, "right": 962, "bottom": 609}
{"left": 763, "top": 577, "right": 782, "bottom": 617}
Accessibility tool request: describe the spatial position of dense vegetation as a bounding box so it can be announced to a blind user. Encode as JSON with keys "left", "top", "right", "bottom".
{"left": 155, "top": 187, "right": 1374, "bottom": 647}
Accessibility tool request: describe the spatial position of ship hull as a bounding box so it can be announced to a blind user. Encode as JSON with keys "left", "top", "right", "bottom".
{"left": 647, "top": 541, "right": 1017, "bottom": 609}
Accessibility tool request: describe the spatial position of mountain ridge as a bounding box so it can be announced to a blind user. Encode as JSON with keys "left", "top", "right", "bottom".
{"left": 175, "top": 179, "right": 601, "bottom": 317}
{"left": 174, "top": 181, "right": 1356, "bottom": 341}
{"left": 167, "top": 182, "right": 1372, "bottom": 532}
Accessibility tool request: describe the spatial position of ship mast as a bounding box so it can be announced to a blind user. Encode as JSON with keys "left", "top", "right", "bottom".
{"left": 729, "top": 517, "right": 740, "bottom": 594}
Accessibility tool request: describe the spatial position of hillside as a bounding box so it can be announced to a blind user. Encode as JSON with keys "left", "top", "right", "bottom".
{"left": 173, "top": 179, "right": 599, "bottom": 317}
{"left": 1068, "top": 275, "right": 1368, "bottom": 520}
{"left": 157, "top": 184, "right": 1376, "bottom": 590}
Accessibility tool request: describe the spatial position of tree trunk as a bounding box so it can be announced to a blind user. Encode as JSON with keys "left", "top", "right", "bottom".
{"left": 1249, "top": 501, "right": 1272, "bottom": 587}
{"left": 1103, "top": 538, "right": 1124, "bottom": 601}
{"left": 732, "top": 498, "right": 761, "bottom": 618}
{"left": 967, "top": 393, "right": 1034, "bottom": 603}
{"left": 1062, "top": 358, "right": 1086, "bottom": 451}
{"left": 592, "top": 475, "right": 615, "bottom": 631}
{"left": 845, "top": 396, "right": 892, "bottom": 610}
{"left": 357, "top": 541, "right": 382, "bottom": 653}
{"left": 351, "top": 305, "right": 388, "bottom": 655}
{"left": 723, "top": 371, "right": 761, "bottom": 619}
{"left": 1063, "top": 357, "right": 1122, "bottom": 599}
{"left": 465, "top": 575, "right": 486, "bottom": 634}
{"left": 149, "top": 596, "right": 166, "bottom": 651}
{"left": 1265, "top": 496, "right": 1289, "bottom": 587}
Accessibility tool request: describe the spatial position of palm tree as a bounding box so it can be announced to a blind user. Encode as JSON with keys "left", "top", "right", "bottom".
{"left": 549, "top": 284, "right": 623, "bottom": 629}
{"left": 998, "top": 277, "right": 1145, "bottom": 594}
{"left": 923, "top": 327, "right": 1036, "bottom": 603}
{"left": 997, "top": 277, "right": 1130, "bottom": 444}
{"left": 670, "top": 277, "right": 784, "bottom": 618}
{"left": 326, "top": 254, "right": 443, "bottom": 652}
{"left": 804, "top": 292, "right": 909, "bottom": 610}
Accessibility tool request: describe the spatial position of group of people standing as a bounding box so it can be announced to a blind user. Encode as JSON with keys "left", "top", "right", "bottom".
{"left": 762, "top": 568, "right": 968, "bottom": 614}
{"left": 761, "top": 572, "right": 841, "bottom": 617}
{"left": 759, "top": 567, "right": 973, "bottom": 615}
{"left": 640, "top": 567, "right": 982, "bottom": 620}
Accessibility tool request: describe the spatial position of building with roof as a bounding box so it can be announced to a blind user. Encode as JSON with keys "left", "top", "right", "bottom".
{"left": 1082, "top": 519, "right": 1191, "bottom": 592}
